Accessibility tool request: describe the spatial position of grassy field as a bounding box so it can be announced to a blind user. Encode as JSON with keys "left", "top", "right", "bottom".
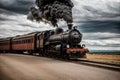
{"left": 86, "top": 53, "right": 120, "bottom": 65}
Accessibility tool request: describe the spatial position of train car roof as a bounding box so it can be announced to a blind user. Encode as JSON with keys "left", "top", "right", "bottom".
{"left": 12, "top": 32, "right": 41, "bottom": 39}
{"left": 0, "top": 37, "right": 12, "bottom": 41}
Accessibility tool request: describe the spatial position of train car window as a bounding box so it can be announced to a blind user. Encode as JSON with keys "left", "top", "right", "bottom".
{"left": 24, "top": 40, "right": 25, "bottom": 43}
{"left": 29, "top": 39, "right": 31, "bottom": 43}
{"left": 23, "top": 40, "right": 25, "bottom": 43}
{"left": 21, "top": 40, "right": 22, "bottom": 44}
{"left": 28, "top": 40, "right": 29, "bottom": 43}
{"left": 20, "top": 40, "right": 21, "bottom": 44}
{"left": 28, "top": 39, "right": 29, "bottom": 43}
{"left": 28, "top": 39, "right": 30, "bottom": 43}
{"left": 26, "top": 40, "right": 27, "bottom": 43}
{"left": 30, "top": 39, "right": 31, "bottom": 43}
{"left": 31, "top": 38, "right": 33, "bottom": 43}
{"left": 20, "top": 41, "right": 21, "bottom": 44}
{"left": 24, "top": 39, "right": 27, "bottom": 43}
{"left": 22, "top": 40, "right": 24, "bottom": 44}
{"left": 37, "top": 36, "right": 39, "bottom": 40}
{"left": 26, "top": 40, "right": 28, "bottom": 43}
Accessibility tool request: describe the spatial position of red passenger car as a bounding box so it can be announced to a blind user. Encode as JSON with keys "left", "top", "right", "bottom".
{"left": 12, "top": 32, "right": 40, "bottom": 53}
{"left": 0, "top": 38, "right": 12, "bottom": 52}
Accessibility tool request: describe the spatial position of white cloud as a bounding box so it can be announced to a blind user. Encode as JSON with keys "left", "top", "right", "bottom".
{"left": 72, "top": 0, "right": 120, "bottom": 21}
{"left": 83, "top": 39, "right": 120, "bottom": 46}
{"left": 86, "top": 46, "right": 120, "bottom": 50}
{"left": 0, "top": 0, "right": 16, "bottom": 6}
{"left": 81, "top": 32, "right": 120, "bottom": 50}
{"left": 0, "top": 11, "right": 55, "bottom": 38}
{"left": 81, "top": 39, "right": 120, "bottom": 50}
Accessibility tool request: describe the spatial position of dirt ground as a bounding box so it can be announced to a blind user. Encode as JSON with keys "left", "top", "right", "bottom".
{"left": 0, "top": 54, "right": 120, "bottom": 80}
{"left": 86, "top": 53, "right": 120, "bottom": 65}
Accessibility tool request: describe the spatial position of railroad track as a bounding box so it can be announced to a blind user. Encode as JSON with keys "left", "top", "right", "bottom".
{"left": 30, "top": 54, "right": 120, "bottom": 71}
{"left": 69, "top": 59, "right": 120, "bottom": 72}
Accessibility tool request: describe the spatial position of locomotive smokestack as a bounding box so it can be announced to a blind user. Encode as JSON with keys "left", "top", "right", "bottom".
{"left": 67, "top": 23, "right": 73, "bottom": 30}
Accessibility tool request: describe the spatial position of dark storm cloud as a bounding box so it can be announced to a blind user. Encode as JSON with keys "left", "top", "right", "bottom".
{"left": 18, "top": 23, "right": 33, "bottom": 27}
{"left": 72, "top": 0, "right": 120, "bottom": 36}
{"left": 0, "top": 8, "right": 17, "bottom": 15}
{"left": 83, "top": 33, "right": 120, "bottom": 40}
{"left": 0, "top": 8, "right": 18, "bottom": 22}
{"left": 98, "top": 36, "right": 120, "bottom": 39}
{"left": 0, "top": 17, "right": 8, "bottom": 21}
{"left": 0, "top": 0, "right": 34, "bottom": 14}
{"left": 77, "top": 21, "right": 120, "bottom": 33}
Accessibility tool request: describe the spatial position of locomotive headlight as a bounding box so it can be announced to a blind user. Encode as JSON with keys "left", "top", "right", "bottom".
{"left": 82, "top": 44, "right": 86, "bottom": 48}
{"left": 67, "top": 45, "right": 70, "bottom": 48}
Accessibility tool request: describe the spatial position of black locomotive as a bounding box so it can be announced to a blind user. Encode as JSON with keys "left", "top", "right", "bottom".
{"left": 40, "top": 26, "right": 88, "bottom": 59}
{"left": 0, "top": 26, "right": 88, "bottom": 59}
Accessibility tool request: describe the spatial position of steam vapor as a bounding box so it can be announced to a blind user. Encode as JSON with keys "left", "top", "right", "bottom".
{"left": 27, "top": 0, "right": 74, "bottom": 28}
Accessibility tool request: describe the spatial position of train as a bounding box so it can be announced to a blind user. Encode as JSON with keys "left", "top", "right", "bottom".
{"left": 0, "top": 26, "right": 88, "bottom": 59}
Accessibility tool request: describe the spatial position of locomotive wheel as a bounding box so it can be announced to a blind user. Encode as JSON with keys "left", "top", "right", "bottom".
{"left": 63, "top": 54, "right": 70, "bottom": 60}
{"left": 61, "top": 43, "right": 68, "bottom": 60}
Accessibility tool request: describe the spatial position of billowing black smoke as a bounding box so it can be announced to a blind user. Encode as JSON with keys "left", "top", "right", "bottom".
{"left": 27, "top": 0, "right": 74, "bottom": 29}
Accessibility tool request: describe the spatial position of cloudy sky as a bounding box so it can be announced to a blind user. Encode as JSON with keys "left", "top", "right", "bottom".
{"left": 0, "top": 0, "right": 120, "bottom": 51}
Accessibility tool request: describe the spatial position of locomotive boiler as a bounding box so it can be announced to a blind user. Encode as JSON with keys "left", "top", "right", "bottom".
{"left": 49, "top": 27, "right": 82, "bottom": 46}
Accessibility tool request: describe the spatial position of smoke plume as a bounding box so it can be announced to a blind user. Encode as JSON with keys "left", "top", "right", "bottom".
{"left": 27, "top": 0, "right": 74, "bottom": 28}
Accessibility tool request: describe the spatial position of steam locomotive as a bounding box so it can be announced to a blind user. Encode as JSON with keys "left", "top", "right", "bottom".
{"left": 0, "top": 26, "right": 88, "bottom": 59}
